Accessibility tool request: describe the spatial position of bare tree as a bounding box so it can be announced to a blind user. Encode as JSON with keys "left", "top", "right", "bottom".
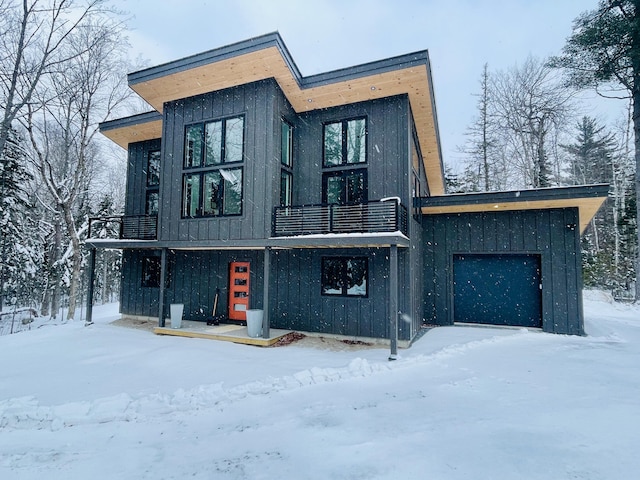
{"left": 25, "top": 15, "right": 131, "bottom": 320}
{"left": 0, "top": 0, "right": 110, "bottom": 160}
{"left": 491, "top": 57, "right": 575, "bottom": 188}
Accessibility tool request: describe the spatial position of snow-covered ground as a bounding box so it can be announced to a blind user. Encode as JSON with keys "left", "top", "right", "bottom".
{"left": 1, "top": 291, "right": 638, "bottom": 479}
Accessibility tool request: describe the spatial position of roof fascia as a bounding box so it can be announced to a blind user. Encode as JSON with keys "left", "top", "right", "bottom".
{"left": 99, "top": 110, "right": 162, "bottom": 132}
{"left": 418, "top": 184, "right": 610, "bottom": 208}
{"left": 128, "top": 32, "right": 302, "bottom": 86}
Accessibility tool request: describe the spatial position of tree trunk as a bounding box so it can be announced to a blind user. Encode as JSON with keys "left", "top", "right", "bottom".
{"left": 633, "top": 81, "right": 640, "bottom": 302}
{"left": 62, "top": 205, "right": 82, "bottom": 321}
{"left": 50, "top": 221, "right": 62, "bottom": 319}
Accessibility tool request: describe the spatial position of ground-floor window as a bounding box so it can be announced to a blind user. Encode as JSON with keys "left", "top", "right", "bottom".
{"left": 141, "top": 255, "right": 172, "bottom": 288}
{"left": 321, "top": 257, "right": 368, "bottom": 297}
{"left": 141, "top": 256, "right": 161, "bottom": 288}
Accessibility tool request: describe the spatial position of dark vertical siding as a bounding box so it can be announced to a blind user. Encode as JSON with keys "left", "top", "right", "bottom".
{"left": 422, "top": 208, "right": 584, "bottom": 335}
{"left": 124, "top": 139, "right": 161, "bottom": 216}
{"left": 296, "top": 95, "right": 411, "bottom": 206}
{"left": 269, "top": 247, "right": 414, "bottom": 340}
{"left": 121, "top": 86, "right": 419, "bottom": 341}
{"left": 159, "top": 79, "right": 281, "bottom": 243}
{"left": 121, "top": 250, "right": 265, "bottom": 321}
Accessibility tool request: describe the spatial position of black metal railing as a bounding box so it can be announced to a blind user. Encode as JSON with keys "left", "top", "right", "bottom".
{"left": 88, "top": 215, "right": 158, "bottom": 240}
{"left": 273, "top": 200, "right": 408, "bottom": 237}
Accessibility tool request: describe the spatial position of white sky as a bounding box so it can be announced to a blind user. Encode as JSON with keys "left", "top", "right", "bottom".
{"left": 113, "top": 0, "right": 627, "bottom": 170}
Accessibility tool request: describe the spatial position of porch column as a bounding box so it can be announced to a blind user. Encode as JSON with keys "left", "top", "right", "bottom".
{"left": 158, "top": 248, "right": 167, "bottom": 327}
{"left": 262, "top": 247, "right": 271, "bottom": 339}
{"left": 389, "top": 244, "right": 398, "bottom": 360}
{"left": 85, "top": 247, "right": 96, "bottom": 325}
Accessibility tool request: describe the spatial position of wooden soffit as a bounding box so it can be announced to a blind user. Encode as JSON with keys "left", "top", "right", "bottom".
{"left": 419, "top": 185, "right": 609, "bottom": 234}
{"left": 126, "top": 35, "right": 444, "bottom": 195}
{"left": 100, "top": 112, "right": 162, "bottom": 148}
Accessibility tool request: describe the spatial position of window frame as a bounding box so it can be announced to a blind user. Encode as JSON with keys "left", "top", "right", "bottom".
{"left": 182, "top": 167, "right": 243, "bottom": 218}
{"left": 321, "top": 256, "right": 369, "bottom": 297}
{"left": 322, "top": 168, "right": 367, "bottom": 206}
{"left": 280, "top": 170, "right": 292, "bottom": 207}
{"left": 145, "top": 148, "right": 161, "bottom": 216}
{"left": 280, "top": 119, "right": 294, "bottom": 207}
{"left": 182, "top": 115, "right": 245, "bottom": 218}
{"left": 141, "top": 256, "right": 161, "bottom": 288}
{"left": 147, "top": 149, "right": 161, "bottom": 186}
{"left": 322, "top": 117, "right": 367, "bottom": 167}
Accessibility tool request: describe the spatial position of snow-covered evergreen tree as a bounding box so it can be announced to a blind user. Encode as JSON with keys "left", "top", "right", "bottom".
{"left": 563, "top": 116, "right": 635, "bottom": 291}
{"left": 0, "top": 128, "right": 42, "bottom": 310}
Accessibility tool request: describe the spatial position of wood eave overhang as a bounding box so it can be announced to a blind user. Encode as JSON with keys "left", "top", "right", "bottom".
{"left": 122, "top": 32, "right": 444, "bottom": 195}
{"left": 418, "top": 184, "right": 609, "bottom": 234}
{"left": 99, "top": 111, "right": 162, "bottom": 148}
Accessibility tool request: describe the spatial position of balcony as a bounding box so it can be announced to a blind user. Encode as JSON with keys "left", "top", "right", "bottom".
{"left": 273, "top": 200, "right": 408, "bottom": 237}
{"left": 88, "top": 215, "right": 158, "bottom": 241}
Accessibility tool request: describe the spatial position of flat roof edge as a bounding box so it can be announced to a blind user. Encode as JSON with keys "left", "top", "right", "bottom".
{"left": 418, "top": 184, "right": 610, "bottom": 208}
{"left": 127, "top": 31, "right": 430, "bottom": 92}
{"left": 300, "top": 50, "right": 430, "bottom": 89}
{"left": 99, "top": 111, "right": 162, "bottom": 132}
{"left": 128, "top": 32, "right": 302, "bottom": 85}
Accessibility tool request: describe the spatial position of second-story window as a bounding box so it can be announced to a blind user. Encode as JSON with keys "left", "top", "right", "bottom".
{"left": 280, "top": 120, "right": 293, "bottom": 207}
{"left": 323, "top": 118, "right": 366, "bottom": 167}
{"left": 146, "top": 149, "right": 160, "bottom": 215}
{"left": 182, "top": 116, "right": 244, "bottom": 218}
{"left": 322, "top": 117, "right": 367, "bottom": 205}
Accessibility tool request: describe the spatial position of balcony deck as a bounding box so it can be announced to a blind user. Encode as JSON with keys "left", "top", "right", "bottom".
{"left": 273, "top": 200, "right": 408, "bottom": 237}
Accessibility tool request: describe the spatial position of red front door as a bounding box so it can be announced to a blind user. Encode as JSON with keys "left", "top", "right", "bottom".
{"left": 228, "top": 262, "right": 250, "bottom": 321}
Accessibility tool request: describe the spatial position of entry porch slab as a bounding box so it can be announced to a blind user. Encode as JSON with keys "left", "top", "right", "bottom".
{"left": 154, "top": 320, "right": 292, "bottom": 347}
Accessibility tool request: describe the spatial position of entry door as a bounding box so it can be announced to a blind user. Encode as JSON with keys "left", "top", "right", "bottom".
{"left": 229, "top": 262, "right": 250, "bottom": 321}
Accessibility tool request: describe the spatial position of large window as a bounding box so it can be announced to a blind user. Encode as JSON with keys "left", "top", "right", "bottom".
{"left": 182, "top": 116, "right": 244, "bottom": 217}
{"left": 321, "top": 257, "right": 368, "bottom": 297}
{"left": 322, "top": 118, "right": 367, "bottom": 206}
{"left": 323, "top": 118, "right": 366, "bottom": 167}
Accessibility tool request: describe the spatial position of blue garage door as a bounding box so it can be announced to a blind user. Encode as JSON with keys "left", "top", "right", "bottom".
{"left": 453, "top": 254, "right": 542, "bottom": 328}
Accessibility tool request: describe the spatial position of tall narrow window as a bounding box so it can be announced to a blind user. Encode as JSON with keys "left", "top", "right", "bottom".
{"left": 182, "top": 116, "right": 244, "bottom": 218}
{"left": 147, "top": 150, "right": 161, "bottom": 186}
{"left": 281, "top": 121, "right": 293, "bottom": 167}
{"left": 141, "top": 256, "right": 161, "bottom": 288}
{"left": 185, "top": 125, "right": 203, "bottom": 168}
{"left": 146, "top": 149, "right": 161, "bottom": 215}
{"left": 280, "top": 171, "right": 292, "bottom": 206}
{"left": 146, "top": 191, "right": 159, "bottom": 216}
{"left": 183, "top": 174, "right": 201, "bottom": 217}
{"left": 280, "top": 120, "right": 293, "bottom": 206}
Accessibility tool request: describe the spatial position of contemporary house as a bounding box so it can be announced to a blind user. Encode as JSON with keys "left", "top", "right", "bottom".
{"left": 87, "top": 32, "right": 608, "bottom": 349}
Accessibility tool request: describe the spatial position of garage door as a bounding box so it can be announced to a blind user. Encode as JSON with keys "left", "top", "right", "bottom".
{"left": 453, "top": 254, "right": 542, "bottom": 328}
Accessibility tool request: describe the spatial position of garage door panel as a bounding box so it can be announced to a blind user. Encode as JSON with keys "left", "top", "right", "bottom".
{"left": 453, "top": 254, "right": 542, "bottom": 328}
